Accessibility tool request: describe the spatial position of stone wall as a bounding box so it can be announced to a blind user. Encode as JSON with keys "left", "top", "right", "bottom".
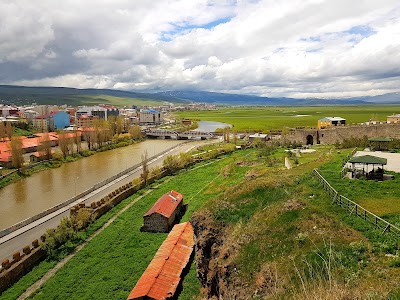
{"left": 283, "top": 123, "right": 400, "bottom": 145}
{"left": 0, "top": 240, "right": 46, "bottom": 293}
{"left": 143, "top": 213, "right": 169, "bottom": 233}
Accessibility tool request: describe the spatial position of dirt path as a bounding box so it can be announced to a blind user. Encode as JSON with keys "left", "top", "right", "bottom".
{"left": 17, "top": 159, "right": 221, "bottom": 300}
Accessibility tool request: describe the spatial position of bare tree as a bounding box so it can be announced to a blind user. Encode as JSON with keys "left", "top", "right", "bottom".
{"left": 74, "top": 130, "right": 82, "bottom": 153}
{"left": 129, "top": 125, "right": 142, "bottom": 140}
{"left": 38, "top": 132, "right": 52, "bottom": 160}
{"left": 5, "top": 122, "right": 13, "bottom": 139}
{"left": 58, "top": 132, "right": 71, "bottom": 158}
{"left": 9, "top": 136, "right": 24, "bottom": 169}
{"left": 141, "top": 150, "right": 149, "bottom": 184}
{"left": 0, "top": 121, "right": 6, "bottom": 141}
{"left": 115, "top": 116, "right": 124, "bottom": 134}
{"left": 82, "top": 129, "right": 93, "bottom": 150}
{"left": 232, "top": 129, "right": 238, "bottom": 145}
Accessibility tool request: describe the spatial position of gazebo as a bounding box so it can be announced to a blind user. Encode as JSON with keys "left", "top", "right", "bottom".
{"left": 348, "top": 155, "right": 387, "bottom": 180}
{"left": 368, "top": 137, "right": 393, "bottom": 151}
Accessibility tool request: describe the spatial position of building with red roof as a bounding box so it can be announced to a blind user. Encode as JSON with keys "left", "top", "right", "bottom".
{"left": 141, "top": 190, "right": 185, "bottom": 233}
{"left": 127, "top": 222, "right": 194, "bottom": 300}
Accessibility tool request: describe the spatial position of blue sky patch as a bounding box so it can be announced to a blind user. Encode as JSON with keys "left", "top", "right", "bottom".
{"left": 346, "top": 25, "right": 375, "bottom": 37}
{"left": 161, "top": 17, "right": 232, "bottom": 42}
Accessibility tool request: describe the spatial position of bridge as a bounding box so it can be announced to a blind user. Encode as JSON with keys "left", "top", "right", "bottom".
{"left": 145, "top": 129, "right": 216, "bottom": 140}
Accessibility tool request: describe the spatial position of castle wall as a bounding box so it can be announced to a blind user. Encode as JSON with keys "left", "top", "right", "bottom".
{"left": 284, "top": 123, "right": 400, "bottom": 145}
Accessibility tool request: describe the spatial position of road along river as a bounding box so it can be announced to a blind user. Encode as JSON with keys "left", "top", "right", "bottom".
{"left": 0, "top": 140, "right": 216, "bottom": 262}
{"left": 0, "top": 139, "right": 183, "bottom": 231}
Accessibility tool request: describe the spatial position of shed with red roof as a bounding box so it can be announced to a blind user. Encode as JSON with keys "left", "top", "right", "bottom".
{"left": 141, "top": 190, "right": 185, "bottom": 233}
{"left": 127, "top": 222, "right": 194, "bottom": 300}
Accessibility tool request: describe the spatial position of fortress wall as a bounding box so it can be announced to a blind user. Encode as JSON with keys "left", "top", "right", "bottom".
{"left": 284, "top": 123, "right": 400, "bottom": 145}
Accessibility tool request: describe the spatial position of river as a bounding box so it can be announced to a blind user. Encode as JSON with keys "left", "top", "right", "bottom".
{"left": 194, "top": 120, "right": 231, "bottom": 132}
{"left": 0, "top": 139, "right": 182, "bottom": 230}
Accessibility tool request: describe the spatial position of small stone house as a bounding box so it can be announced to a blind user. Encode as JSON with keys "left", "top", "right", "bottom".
{"left": 141, "top": 190, "right": 185, "bottom": 233}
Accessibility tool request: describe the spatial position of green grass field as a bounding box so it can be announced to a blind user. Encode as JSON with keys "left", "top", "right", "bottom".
{"left": 177, "top": 106, "right": 400, "bottom": 131}
{"left": 3, "top": 145, "right": 400, "bottom": 299}
{"left": 3, "top": 153, "right": 251, "bottom": 300}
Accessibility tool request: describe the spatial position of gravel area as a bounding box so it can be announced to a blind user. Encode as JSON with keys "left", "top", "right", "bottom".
{"left": 352, "top": 151, "right": 400, "bottom": 173}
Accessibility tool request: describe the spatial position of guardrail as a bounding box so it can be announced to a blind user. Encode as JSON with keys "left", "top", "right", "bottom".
{"left": 0, "top": 142, "right": 188, "bottom": 239}
{"left": 313, "top": 169, "right": 400, "bottom": 236}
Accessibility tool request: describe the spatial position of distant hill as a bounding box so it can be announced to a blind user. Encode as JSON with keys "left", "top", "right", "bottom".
{"left": 156, "top": 90, "right": 373, "bottom": 106}
{"left": 0, "top": 85, "right": 189, "bottom": 106}
{"left": 1, "top": 85, "right": 400, "bottom": 106}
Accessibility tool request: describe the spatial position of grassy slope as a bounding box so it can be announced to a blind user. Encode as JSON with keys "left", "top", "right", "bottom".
{"left": 194, "top": 147, "right": 400, "bottom": 298}
{"left": 177, "top": 106, "right": 400, "bottom": 131}
{"left": 5, "top": 154, "right": 248, "bottom": 300}
{"left": 10, "top": 94, "right": 164, "bottom": 107}
{"left": 3, "top": 147, "right": 400, "bottom": 299}
{"left": 317, "top": 151, "right": 400, "bottom": 234}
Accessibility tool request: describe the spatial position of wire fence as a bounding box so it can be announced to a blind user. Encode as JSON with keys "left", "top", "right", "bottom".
{"left": 313, "top": 169, "right": 400, "bottom": 236}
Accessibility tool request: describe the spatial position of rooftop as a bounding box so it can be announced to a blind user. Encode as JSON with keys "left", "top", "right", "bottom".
{"left": 319, "top": 117, "right": 346, "bottom": 121}
{"left": 144, "top": 190, "right": 183, "bottom": 218}
{"left": 368, "top": 137, "right": 393, "bottom": 142}
{"left": 349, "top": 155, "right": 387, "bottom": 165}
{"left": 127, "top": 222, "right": 194, "bottom": 300}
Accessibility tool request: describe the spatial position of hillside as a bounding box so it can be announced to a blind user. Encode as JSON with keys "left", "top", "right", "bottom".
{"left": 0, "top": 85, "right": 189, "bottom": 106}
{"left": 3, "top": 144, "right": 400, "bottom": 299}
{"left": 2, "top": 85, "right": 400, "bottom": 106}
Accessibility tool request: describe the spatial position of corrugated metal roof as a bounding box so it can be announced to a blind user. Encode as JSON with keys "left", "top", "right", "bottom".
{"left": 349, "top": 155, "right": 387, "bottom": 165}
{"left": 319, "top": 117, "right": 346, "bottom": 121}
{"left": 368, "top": 137, "right": 393, "bottom": 142}
{"left": 127, "top": 222, "right": 194, "bottom": 300}
{"left": 144, "top": 190, "right": 183, "bottom": 218}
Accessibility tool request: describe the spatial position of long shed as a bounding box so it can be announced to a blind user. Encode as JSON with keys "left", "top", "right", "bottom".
{"left": 127, "top": 222, "right": 194, "bottom": 300}
{"left": 141, "top": 190, "right": 185, "bottom": 233}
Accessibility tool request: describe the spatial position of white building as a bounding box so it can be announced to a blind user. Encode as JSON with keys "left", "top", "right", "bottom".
{"left": 139, "top": 109, "right": 163, "bottom": 125}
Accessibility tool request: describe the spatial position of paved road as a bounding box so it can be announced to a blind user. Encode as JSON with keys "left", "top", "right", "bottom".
{"left": 0, "top": 140, "right": 214, "bottom": 262}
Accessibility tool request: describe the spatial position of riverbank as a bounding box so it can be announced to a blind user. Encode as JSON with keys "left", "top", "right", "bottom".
{"left": 0, "top": 145, "right": 235, "bottom": 295}
{"left": 0, "top": 137, "right": 145, "bottom": 190}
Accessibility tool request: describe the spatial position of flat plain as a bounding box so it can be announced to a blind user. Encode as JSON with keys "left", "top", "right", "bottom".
{"left": 177, "top": 105, "right": 400, "bottom": 131}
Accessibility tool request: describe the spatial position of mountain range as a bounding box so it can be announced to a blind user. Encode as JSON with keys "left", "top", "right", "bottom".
{"left": 0, "top": 85, "right": 400, "bottom": 106}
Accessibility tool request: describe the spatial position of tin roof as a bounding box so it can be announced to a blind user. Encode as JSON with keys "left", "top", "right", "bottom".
{"left": 127, "top": 222, "right": 194, "bottom": 300}
{"left": 368, "top": 137, "right": 393, "bottom": 142}
{"left": 349, "top": 155, "right": 387, "bottom": 165}
{"left": 319, "top": 117, "right": 346, "bottom": 122}
{"left": 144, "top": 190, "right": 183, "bottom": 218}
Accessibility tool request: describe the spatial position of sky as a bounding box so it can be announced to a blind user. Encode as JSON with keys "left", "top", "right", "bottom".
{"left": 0, "top": 0, "right": 400, "bottom": 98}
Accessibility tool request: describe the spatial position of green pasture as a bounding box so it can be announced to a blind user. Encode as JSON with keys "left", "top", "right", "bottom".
{"left": 16, "top": 152, "right": 251, "bottom": 300}
{"left": 177, "top": 106, "right": 400, "bottom": 131}
{"left": 3, "top": 144, "right": 400, "bottom": 299}
{"left": 318, "top": 151, "right": 400, "bottom": 220}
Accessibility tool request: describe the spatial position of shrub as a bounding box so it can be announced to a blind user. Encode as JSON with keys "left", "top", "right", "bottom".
{"left": 163, "top": 155, "right": 181, "bottom": 174}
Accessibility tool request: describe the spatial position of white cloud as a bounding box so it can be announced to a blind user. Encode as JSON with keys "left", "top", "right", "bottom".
{"left": 2, "top": 0, "right": 400, "bottom": 98}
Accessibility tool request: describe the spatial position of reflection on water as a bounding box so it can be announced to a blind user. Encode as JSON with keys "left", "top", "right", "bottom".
{"left": 0, "top": 139, "right": 182, "bottom": 230}
{"left": 194, "top": 121, "right": 231, "bottom": 132}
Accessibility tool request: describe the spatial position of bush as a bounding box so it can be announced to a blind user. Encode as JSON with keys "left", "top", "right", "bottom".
{"left": 163, "top": 155, "right": 181, "bottom": 174}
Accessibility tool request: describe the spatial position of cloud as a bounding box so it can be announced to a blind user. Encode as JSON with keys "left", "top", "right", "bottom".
{"left": 1, "top": 0, "right": 400, "bottom": 98}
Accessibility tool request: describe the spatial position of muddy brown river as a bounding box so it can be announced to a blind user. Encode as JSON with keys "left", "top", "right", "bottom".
{"left": 0, "top": 139, "right": 182, "bottom": 230}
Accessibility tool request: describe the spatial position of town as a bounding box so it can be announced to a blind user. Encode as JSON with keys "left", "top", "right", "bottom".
{"left": 0, "top": 102, "right": 217, "bottom": 170}
{"left": 1, "top": 1, "right": 400, "bottom": 299}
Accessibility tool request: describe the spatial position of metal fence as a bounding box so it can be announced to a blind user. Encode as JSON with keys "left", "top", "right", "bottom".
{"left": 313, "top": 169, "right": 400, "bottom": 236}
